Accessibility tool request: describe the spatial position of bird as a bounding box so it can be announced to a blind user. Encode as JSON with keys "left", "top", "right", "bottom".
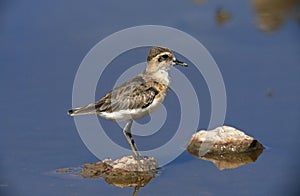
{"left": 68, "top": 46, "right": 188, "bottom": 159}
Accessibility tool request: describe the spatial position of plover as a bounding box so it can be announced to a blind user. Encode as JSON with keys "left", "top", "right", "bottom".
{"left": 68, "top": 47, "right": 187, "bottom": 159}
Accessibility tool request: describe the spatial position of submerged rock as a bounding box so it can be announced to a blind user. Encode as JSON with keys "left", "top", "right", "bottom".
{"left": 80, "top": 155, "right": 158, "bottom": 188}
{"left": 56, "top": 156, "right": 158, "bottom": 195}
{"left": 187, "top": 126, "right": 264, "bottom": 170}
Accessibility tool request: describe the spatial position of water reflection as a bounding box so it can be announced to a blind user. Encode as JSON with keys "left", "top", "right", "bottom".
{"left": 265, "top": 88, "right": 274, "bottom": 98}
{"left": 252, "top": 0, "right": 300, "bottom": 32}
{"left": 194, "top": 0, "right": 300, "bottom": 32}
{"left": 193, "top": 0, "right": 206, "bottom": 3}
{"left": 56, "top": 155, "right": 159, "bottom": 196}
{"left": 215, "top": 7, "right": 232, "bottom": 26}
{"left": 188, "top": 148, "right": 264, "bottom": 170}
{"left": 80, "top": 161, "right": 157, "bottom": 196}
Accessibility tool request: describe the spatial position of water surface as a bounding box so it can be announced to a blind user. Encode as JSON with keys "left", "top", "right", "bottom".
{"left": 1, "top": 0, "right": 299, "bottom": 195}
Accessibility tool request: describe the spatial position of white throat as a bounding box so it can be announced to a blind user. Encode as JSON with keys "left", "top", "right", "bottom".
{"left": 153, "top": 69, "right": 170, "bottom": 85}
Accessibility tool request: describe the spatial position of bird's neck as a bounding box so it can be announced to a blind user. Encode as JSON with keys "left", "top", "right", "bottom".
{"left": 146, "top": 69, "right": 170, "bottom": 86}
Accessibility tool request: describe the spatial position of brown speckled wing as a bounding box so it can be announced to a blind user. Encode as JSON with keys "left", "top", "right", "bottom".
{"left": 69, "top": 75, "right": 168, "bottom": 116}
{"left": 95, "top": 79, "right": 168, "bottom": 113}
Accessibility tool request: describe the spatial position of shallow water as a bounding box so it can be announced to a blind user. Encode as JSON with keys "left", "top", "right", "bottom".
{"left": 1, "top": 0, "right": 300, "bottom": 195}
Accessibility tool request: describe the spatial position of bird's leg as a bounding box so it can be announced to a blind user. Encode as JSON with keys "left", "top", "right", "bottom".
{"left": 123, "top": 120, "right": 141, "bottom": 159}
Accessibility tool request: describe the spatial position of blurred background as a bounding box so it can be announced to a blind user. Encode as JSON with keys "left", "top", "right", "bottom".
{"left": 0, "top": 0, "right": 299, "bottom": 195}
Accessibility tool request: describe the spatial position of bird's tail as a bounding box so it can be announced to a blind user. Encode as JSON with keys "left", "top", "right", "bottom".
{"left": 68, "top": 103, "right": 98, "bottom": 116}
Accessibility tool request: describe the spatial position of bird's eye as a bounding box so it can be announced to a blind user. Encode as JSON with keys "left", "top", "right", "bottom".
{"left": 158, "top": 54, "right": 170, "bottom": 62}
{"left": 162, "top": 55, "right": 169, "bottom": 59}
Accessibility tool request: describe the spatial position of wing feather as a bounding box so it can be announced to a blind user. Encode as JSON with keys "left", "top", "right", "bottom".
{"left": 68, "top": 76, "right": 168, "bottom": 116}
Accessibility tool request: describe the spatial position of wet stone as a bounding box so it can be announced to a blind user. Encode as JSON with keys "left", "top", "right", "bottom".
{"left": 187, "top": 126, "right": 264, "bottom": 170}
{"left": 187, "top": 126, "right": 264, "bottom": 155}
{"left": 80, "top": 155, "right": 159, "bottom": 176}
{"left": 80, "top": 155, "right": 158, "bottom": 188}
{"left": 101, "top": 155, "right": 159, "bottom": 172}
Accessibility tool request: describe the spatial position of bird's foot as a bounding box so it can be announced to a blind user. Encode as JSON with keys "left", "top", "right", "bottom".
{"left": 133, "top": 151, "right": 144, "bottom": 161}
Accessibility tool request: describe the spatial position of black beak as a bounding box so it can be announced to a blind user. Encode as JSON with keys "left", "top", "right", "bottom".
{"left": 173, "top": 59, "right": 188, "bottom": 67}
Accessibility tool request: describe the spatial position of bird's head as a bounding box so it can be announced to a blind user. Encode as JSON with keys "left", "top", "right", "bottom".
{"left": 146, "top": 47, "right": 187, "bottom": 73}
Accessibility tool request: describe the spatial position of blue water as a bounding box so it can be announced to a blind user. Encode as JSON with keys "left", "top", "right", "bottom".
{"left": 1, "top": 0, "right": 299, "bottom": 195}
